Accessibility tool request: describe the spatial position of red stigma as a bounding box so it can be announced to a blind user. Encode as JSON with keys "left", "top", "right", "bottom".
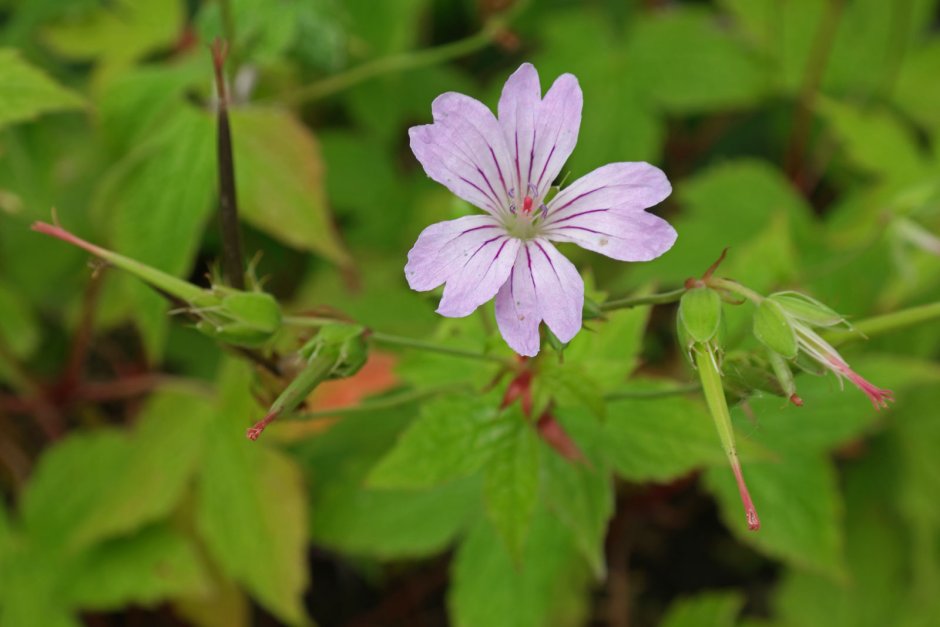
{"left": 522, "top": 195, "right": 534, "bottom": 214}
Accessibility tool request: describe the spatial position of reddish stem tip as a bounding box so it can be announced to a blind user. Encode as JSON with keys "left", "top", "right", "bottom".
{"left": 731, "top": 461, "right": 761, "bottom": 532}
{"left": 246, "top": 410, "right": 279, "bottom": 441}
{"left": 789, "top": 394, "right": 804, "bottom": 407}
{"left": 702, "top": 247, "right": 730, "bottom": 280}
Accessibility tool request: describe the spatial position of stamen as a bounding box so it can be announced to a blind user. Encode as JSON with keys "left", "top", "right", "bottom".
{"left": 539, "top": 203, "right": 548, "bottom": 219}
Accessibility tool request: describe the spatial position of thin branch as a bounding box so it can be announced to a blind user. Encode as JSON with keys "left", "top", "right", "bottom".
{"left": 600, "top": 288, "right": 686, "bottom": 312}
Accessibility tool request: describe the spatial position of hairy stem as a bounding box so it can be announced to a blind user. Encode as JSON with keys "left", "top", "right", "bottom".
{"left": 600, "top": 288, "right": 686, "bottom": 312}
{"left": 706, "top": 277, "right": 764, "bottom": 304}
{"left": 825, "top": 301, "right": 940, "bottom": 347}
{"left": 369, "top": 332, "right": 512, "bottom": 366}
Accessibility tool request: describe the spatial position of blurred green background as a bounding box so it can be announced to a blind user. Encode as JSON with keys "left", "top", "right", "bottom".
{"left": 2, "top": 0, "right": 940, "bottom": 625}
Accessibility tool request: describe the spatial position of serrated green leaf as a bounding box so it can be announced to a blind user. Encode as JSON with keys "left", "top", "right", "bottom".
{"left": 368, "top": 393, "right": 509, "bottom": 489}
{"left": 483, "top": 411, "right": 542, "bottom": 562}
{"left": 109, "top": 105, "right": 215, "bottom": 358}
{"left": 195, "top": 362, "right": 309, "bottom": 626}
{"left": 562, "top": 393, "right": 728, "bottom": 483}
{"left": 817, "top": 98, "right": 928, "bottom": 184}
{"left": 41, "top": 0, "right": 183, "bottom": 67}
{"left": 732, "top": 374, "right": 876, "bottom": 456}
{"left": 230, "top": 106, "right": 350, "bottom": 265}
{"left": 542, "top": 450, "right": 613, "bottom": 579}
{"left": 704, "top": 454, "right": 845, "bottom": 578}
{"left": 0, "top": 48, "right": 83, "bottom": 130}
{"left": 65, "top": 524, "right": 208, "bottom": 611}
{"left": 296, "top": 401, "right": 476, "bottom": 559}
{"left": 532, "top": 360, "right": 606, "bottom": 419}
{"left": 679, "top": 287, "right": 722, "bottom": 344}
{"left": 21, "top": 388, "right": 212, "bottom": 552}
{"left": 753, "top": 299, "right": 798, "bottom": 358}
{"left": 626, "top": 7, "right": 769, "bottom": 113}
{"left": 566, "top": 299, "right": 652, "bottom": 390}
{"left": 660, "top": 591, "right": 743, "bottom": 627}
{"left": 449, "top": 510, "right": 591, "bottom": 627}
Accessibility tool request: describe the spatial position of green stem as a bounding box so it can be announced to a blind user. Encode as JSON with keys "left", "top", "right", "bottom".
{"left": 281, "top": 22, "right": 503, "bottom": 106}
{"left": 292, "top": 384, "right": 466, "bottom": 421}
{"left": 605, "top": 382, "right": 700, "bottom": 401}
{"left": 283, "top": 315, "right": 344, "bottom": 327}
{"left": 825, "top": 301, "right": 940, "bottom": 347}
{"left": 600, "top": 288, "right": 686, "bottom": 312}
{"left": 369, "top": 332, "right": 511, "bottom": 366}
{"left": 706, "top": 277, "right": 764, "bottom": 304}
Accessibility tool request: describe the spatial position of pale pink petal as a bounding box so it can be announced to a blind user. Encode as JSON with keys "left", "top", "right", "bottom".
{"left": 436, "top": 236, "right": 521, "bottom": 318}
{"left": 529, "top": 74, "right": 582, "bottom": 197}
{"left": 495, "top": 239, "right": 583, "bottom": 356}
{"left": 409, "top": 93, "right": 515, "bottom": 217}
{"left": 405, "top": 215, "right": 505, "bottom": 291}
{"left": 498, "top": 63, "right": 541, "bottom": 195}
{"left": 544, "top": 210, "right": 677, "bottom": 262}
{"left": 546, "top": 162, "right": 671, "bottom": 224}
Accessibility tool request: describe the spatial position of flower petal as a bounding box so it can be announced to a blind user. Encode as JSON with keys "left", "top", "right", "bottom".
{"left": 544, "top": 210, "right": 677, "bottom": 262}
{"left": 405, "top": 215, "right": 506, "bottom": 291}
{"left": 498, "top": 63, "right": 542, "bottom": 195}
{"left": 409, "top": 93, "right": 515, "bottom": 217}
{"left": 494, "top": 239, "right": 584, "bottom": 356}
{"left": 529, "top": 74, "right": 582, "bottom": 197}
{"left": 436, "top": 235, "right": 521, "bottom": 318}
{"left": 546, "top": 162, "right": 671, "bottom": 224}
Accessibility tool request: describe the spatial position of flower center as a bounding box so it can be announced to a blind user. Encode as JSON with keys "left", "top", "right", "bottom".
{"left": 504, "top": 186, "right": 548, "bottom": 239}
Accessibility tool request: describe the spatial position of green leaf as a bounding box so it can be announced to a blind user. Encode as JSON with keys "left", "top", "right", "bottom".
{"left": 230, "top": 106, "right": 351, "bottom": 265}
{"left": 817, "top": 98, "right": 928, "bottom": 184}
{"left": 532, "top": 360, "right": 606, "bottom": 419}
{"left": 565, "top": 298, "right": 652, "bottom": 390}
{"left": 0, "top": 48, "right": 83, "bottom": 130}
{"left": 626, "top": 7, "right": 769, "bottom": 113}
{"left": 297, "top": 403, "right": 476, "bottom": 559}
{"left": 704, "top": 454, "right": 845, "bottom": 578}
{"left": 108, "top": 105, "right": 215, "bottom": 358}
{"left": 732, "top": 374, "right": 876, "bottom": 456}
{"left": 449, "top": 510, "right": 591, "bottom": 627}
{"left": 41, "top": 0, "right": 184, "bottom": 68}
{"left": 635, "top": 160, "right": 813, "bottom": 292}
{"left": 65, "top": 524, "right": 208, "bottom": 611}
{"left": 0, "top": 278, "right": 40, "bottom": 358}
{"left": 679, "top": 287, "right": 722, "bottom": 344}
{"left": 483, "top": 411, "right": 542, "bottom": 562}
{"left": 564, "top": 393, "right": 728, "bottom": 483}
{"left": 895, "top": 39, "right": 940, "bottom": 132}
{"left": 753, "top": 299, "right": 798, "bottom": 358}
{"left": 542, "top": 451, "right": 613, "bottom": 579}
{"left": 659, "top": 591, "right": 743, "bottom": 627}
{"left": 368, "top": 393, "right": 510, "bottom": 489}
{"left": 195, "top": 362, "right": 310, "bottom": 626}
{"left": 21, "top": 388, "right": 212, "bottom": 552}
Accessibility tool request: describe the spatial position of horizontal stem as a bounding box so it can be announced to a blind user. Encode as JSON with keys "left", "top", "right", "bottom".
{"left": 281, "top": 22, "right": 502, "bottom": 106}
{"left": 369, "top": 331, "right": 511, "bottom": 366}
{"left": 600, "top": 288, "right": 686, "bottom": 312}
{"left": 605, "top": 382, "right": 700, "bottom": 401}
{"left": 825, "top": 301, "right": 940, "bottom": 347}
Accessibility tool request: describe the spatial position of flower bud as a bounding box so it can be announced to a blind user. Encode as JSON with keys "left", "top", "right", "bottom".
{"left": 195, "top": 289, "right": 282, "bottom": 348}
{"left": 678, "top": 286, "right": 722, "bottom": 346}
{"left": 752, "top": 299, "right": 798, "bottom": 359}
{"left": 768, "top": 291, "right": 845, "bottom": 328}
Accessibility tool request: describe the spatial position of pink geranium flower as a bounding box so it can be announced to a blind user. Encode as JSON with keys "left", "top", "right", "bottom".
{"left": 405, "top": 63, "right": 677, "bottom": 356}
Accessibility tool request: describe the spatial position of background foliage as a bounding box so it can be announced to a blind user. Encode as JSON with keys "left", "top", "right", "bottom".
{"left": 1, "top": 0, "right": 940, "bottom": 626}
